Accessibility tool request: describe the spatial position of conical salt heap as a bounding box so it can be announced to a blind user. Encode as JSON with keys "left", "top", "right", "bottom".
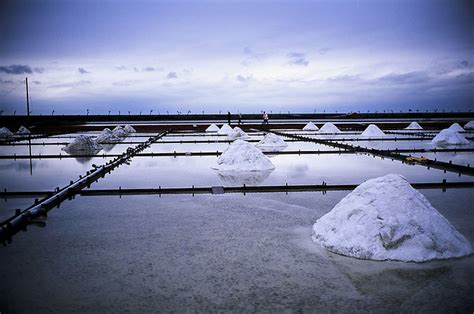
{"left": 303, "top": 122, "right": 319, "bottom": 131}
{"left": 405, "top": 122, "right": 423, "bottom": 130}
{"left": 212, "top": 139, "right": 275, "bottom": 171}
{"left": 229, "top": 127, "right": 250, "bottom": 140}
{"left": 62, "top": 135, "right": 102, "bottom": 154}
{"left": 312, "top": 174, "right": 472, "bottom": 262}
{"left": 464, "top": 120, "right": 474, "bottom": 130}
{"left": 256, "top": 133, "right": 288, "bottom": 150}
{"left": 218, "top": 123, "right": 234, "bottom": 135}
{"left": 96, "top": 128, "right": 123, "bottom": 143}
{"left": 123, "top": 124, "right": 136, "bottom": 133}
{"left": 319, "top": 122, "right": 341, "bottom": 133}
{"left": 113, "top": 126, "right": 128, "bottom": 137}
{"left": 431, "top": 128, "right": 469, "bottom": 146}
{"left": 206, "top": 124, "right": 220, "bottom": 132}
{"left": 0, "top": 127, "right": 14, "bottom": 139}
{"left": 361, "top": 124, "right": 385, "bottom": 137}
{"left": 16, "top": 126, "right": 31, "bottom": 135}
{"left": 448, "top": 123, "right": 464, "bottom": 132}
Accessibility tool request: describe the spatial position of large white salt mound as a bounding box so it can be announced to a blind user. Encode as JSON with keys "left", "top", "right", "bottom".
{"left": 212, "top": 139, "right": 275, "bottom": 171}
{"left": 218, "top": 123, "right": 234, "bottom": 135}
{"left": 229, "top": 127, "right": 250, "bottom": 140}
{"left": 113, "top": 126, "right": 128, "bottom": 137}
{"left": 256, "top": 133, "right": 288, "bottom": 150}
{"left": 361, "top": 124, "right": 385, "bottom": 137}
{"left": 205, "top": 124, "right": 220, "bottom": 132}
{"left": 319, "top": 122, "right": 341, "bottom": 133}
{"left": 405, "top": 122, "right": 423, "bottom": 130}
{"left": 431, "top": 128, "right": 469, "bottom": 146}
{"left": 16, "top": 126, "right": 31, "bottom": 135}
{"left": 312, "top": 174, "right": 472, "bottom": 262}
{"left": 0, "top": 127, "right": 14, "bottom": 139}
{"left": 62, "top": 135, "right": 102, "bottom": 153}
{"left": 96, "top": 128, "right": 123, "bottom": 143}
{"left": 123, "top": 124, "right": 136, "bottom": 133}
{"left": 464, "top": 120, "right": 474, "bottom": 130}
{"left": 448, "top": 123, "right": 464, "bottom": 132}
{"left": 303, "top": 122, "right": 319, "bottom": 131}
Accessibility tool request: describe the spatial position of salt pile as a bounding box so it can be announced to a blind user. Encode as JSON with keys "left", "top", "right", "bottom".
{"left": 303, "top": 122, "right": 319, "bottom": 131}
{"left": 206, "top": 124, "right": 220, "bottom": 132}
{"left": 431, "top": 128, "right": 469, "bottom": 146}
{"left": 16, "top": 126, "right": 31, "bottom": 135}
{"left": 0, "top": 127, "right": 14, "bottom": 139}
{"left": 361, "top": 124, "right": 385, "bottom": 137}
{"left": 123, "top": 124, "right": 136, "bottom": 133}
{"left": 216, "top": 169, "right": 273, "bottom": 185}
{"left": 62, "top": 135, "right": 102, "bottom": 154}
{"left": 312, "top": 174, "right": 472, "bottom": 262}
{"left": 229, "top": 127, "right": 250, "bottom": 140}
{"left": 113, "top": 126, "right": 128, "bottom": 137}
{"left": 212, "top": 139, "right": 275, "bottom": 171}
{"left": 465, "top": 120, "right": 474, "bottom": 130}
{"left": 319, "top": 122, "right": 341, "bottom": 133}
{"left": 218, "top": 123, "right": 234, "bottom": 135}
{"left": 405, "top": 122, "right": 423, "bottom": 130}
{"left": 256, "top": 133, "right": 288, "bottom": 151}
{"left": 448, "top": 123, "right": 464, "bottom": 132}
{"left": 96, "top": 128, "right": 123, "bottom": 143}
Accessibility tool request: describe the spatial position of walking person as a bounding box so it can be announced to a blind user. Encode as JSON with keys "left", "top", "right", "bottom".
{"left": 262, "top": 111, "right": 269, "bottom": 125}
{"left": 227, "top": 111, "right": 231, "bottom": 126}
{"left": 238, "top": 112, "right": 243, "bottom": 125}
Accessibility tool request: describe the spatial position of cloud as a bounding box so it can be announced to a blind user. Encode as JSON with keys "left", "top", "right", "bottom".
{"left": 33, "top": 81, "right": 41, "bottom": 85}
{"left": 0, "top": 79, "right": 16, "bottom": 84}
{"left": 143, "top": 67, "right": 156, "bottom": 72}
{"left": 236, "top": 74, "right": 252, "bottom": 82}
{"left": 115, "top": 65, "right": 127, "bottom": 71}
{"left": 0, "top": 64, "right": 33, "bottom": 75}
{"left": 287, "top": 52, "right": 309, "bottom": 66}
{"left": 78, "top": 67, "right": 90, "bottom": 74}
{"left": 34, "top": 67, "right": 45, "bottom": 73}
{"left": 377, "top": 71, "right": 430, "bottom": 84}
{"left": 318, "top": 48, "right": 331, "bottom": 55}
{"left": 49, "top": 80, "right": 91, "bottom": 88}
{"left": 167, "top": 72, "right": 178, "bottom": 79}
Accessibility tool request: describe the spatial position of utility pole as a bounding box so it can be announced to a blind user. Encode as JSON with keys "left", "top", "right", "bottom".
{"left": 25, "top": 77, "right": 30, "bottom": 116}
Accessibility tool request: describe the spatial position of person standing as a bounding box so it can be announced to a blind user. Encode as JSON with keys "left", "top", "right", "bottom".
{"left": 263, "top": 111, "right": 269, "bottom": 125}
{"left": 227, "top": 111, "right": 231, "bottom": 125}
{"left": 238, "top": 112, "right": 243, "bottom": 125}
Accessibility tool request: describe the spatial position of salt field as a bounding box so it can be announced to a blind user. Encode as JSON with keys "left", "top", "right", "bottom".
{"left": 1, "top": 116, "right": 473, "bottom": 312}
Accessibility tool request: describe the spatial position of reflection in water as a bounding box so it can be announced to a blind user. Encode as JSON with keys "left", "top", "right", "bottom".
{"left": 215, "top": 169, "right": 273, "bottom": 185}
{"left": 101, "top": 144, "right": 117, "bottom": 152}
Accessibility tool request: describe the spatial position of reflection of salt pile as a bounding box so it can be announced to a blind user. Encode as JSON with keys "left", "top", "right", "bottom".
{"left": 256, "top": 133, "right": 288, "bottom": 151}
{"left": 229, "top": 127, "right": 250, "bottom": 140}
{"left": 431, "top": 128, "right": 469, "bottom": 146}
{"left": 312, "top": 174, "right": 472, "bottom": 262}
{"left": 113, "top": 126, "right": 128, "bottom": 137}
{"left": 216, "top": 169, "right": 273, "bottom": 185}
{"left": 405, "top": 122, "right": 423, "bottom": 130}
{"left": 123, "top": 124, "right": 136, "bottom": 133}
{"left": 62, "top": 135, "right": 102, "bottom": 154}
{"left": 96, "top": 128, "right": 123, "bottom": 143}
{"left": 17, "top": 126, "right": 31, "bottom": 134}
{"left": 212, "top": 139, "right": 275, "bottom": 171}
{"left": 448, "top": 123, "right": 464, "bottom": 132}
{"left": 218, "top": 123, "right": 234, "bottom": 135}
{"left": 361, "top": 124, "right": 385, "bottom": 137}
{"left": 465, "top": 120, "right": 474, "bottom": 130}
{"left": 0, "top": 127, "right": 14, "bottom": 139}
{"left": 206, "top": 123, "right": 220, "bottom": 132}
{"left": 303, "top": 122, "right": 319, "bottom": 131}
{"left": 319, "top": 122, "right": 341, "bottom": 133}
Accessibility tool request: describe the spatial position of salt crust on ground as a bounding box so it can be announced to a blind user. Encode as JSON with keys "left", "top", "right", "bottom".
{"left": 218, "top": 123, "right": 234, "bottom": 135}
{"left": 256, "top": 133, "right": 288, "bottom": 149}
{"left": 431, "top": 128, "right": 469, "bottom": 146}
{"left": 319, "top": 122, "right": 341, "bottom": 133}
{"left": 62, "top": 135, "right": 102, "bottom": 153}
{"left": 96, "top": 128, "right": 123, "bottom": 143}
{"left": 303, "top": 122, "right": 319, "bottom": 131}
{"left": 465, "top": 120, "right": 474, "bottom": 129}
{"left": 206, "top": 124, "right": 220, "bottom": 132}
{"left": 229, "top": 127, "right": 250, "bottom": 140}
{"left": 0, "top": 127, "right": 14, "bottom": 138}
{"left": 405, "top": 122, "right": 423, "bottom": 130}
{"left": 448, "top": 123, "right": 464, "bottom": 132}
{"left": 123, "top": 124, "right": 136, "bottom": 133}
{"left": 17, "top": 126, "right": 31, "bottom": 134}
{"left": 212, "top": 139, "right": 275, "bottom": 171}
{"left": 361, "top": 124, "right": 385, "bottom": 137}
{"left": 312, "top": 174, "right": 472, "bottom": 262}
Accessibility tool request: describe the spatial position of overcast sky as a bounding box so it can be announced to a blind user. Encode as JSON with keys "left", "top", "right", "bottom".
{"left": 0, "top": 0, "right": 473, "bottom": 114}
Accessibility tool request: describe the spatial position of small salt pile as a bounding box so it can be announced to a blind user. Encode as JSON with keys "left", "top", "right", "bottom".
{"left": 303, "top": 122, "right": 319, "bottom": 131}
{"left": 256, "top": 133, "right": 288, "bottom": 151}
{"left": 312, "top": 174, "right": 472, "bottom": 262}
{"left": 113, "top": 126, "right": 128, "bottom": 137}
{"left": 212, "top": 139, "right": 275, "bottom": 171}
{"left": 319, "top": 122, "right": 341, "bottom": 133}
{"left": 448, "top": 123, "right": 464, "bottom": 132}
{"left": 96, "top": 128, "right": 123, "bottom": 143}
{"left": 218, "top": 123, "right": 234, "bottom": 135}
{"left": 62, "top": 135, "right": 102, "bottom": 153}
{"left": 431, "top": 128, "right": 469, "bottom": 146}
{"left": 229, "top": 127, "right": 250, "bottom": 140}
{"left": 16, "top": 126, "right": 31, "bottom": 135}
{"left": 123, "top": 124, "right": 136, "bottom": 133}
{"left": 405, "top": 122, "right": 423, "bottom": 130}
{"left": 206, "top": 124, "right": 220, "bottom": 132}
{"left": 464, "top": 120, "right": 474, "bottom": 130}
{"left": 0, "top": 127, "right": 14, "bottom": 139}
{"left": 361, "top": 124, "right": 385, "bottom": 137}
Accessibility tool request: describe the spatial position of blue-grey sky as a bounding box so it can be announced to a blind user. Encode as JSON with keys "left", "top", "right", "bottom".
{"left": 0, "top": 0, "right": 473, "bottom": 114}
